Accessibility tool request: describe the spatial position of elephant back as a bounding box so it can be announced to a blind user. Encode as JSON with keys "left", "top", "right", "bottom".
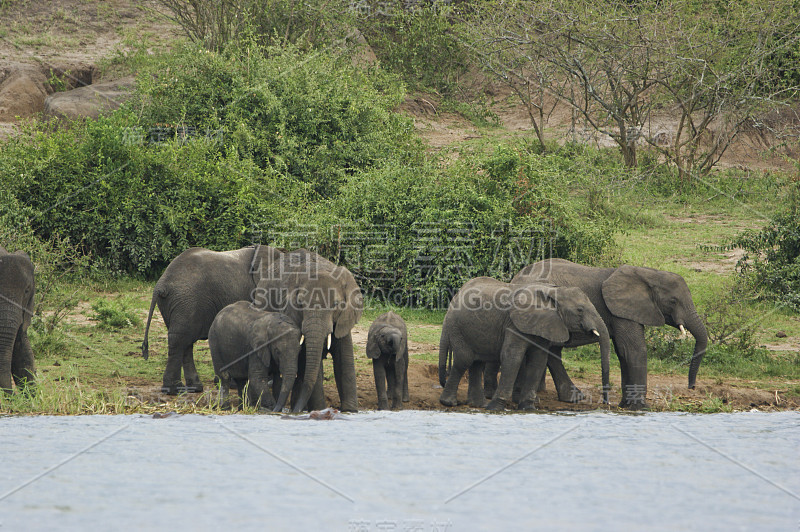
{"left": 257, "top": 248, "right": 363, "bottom": 337}
{"left": 513, "top": 259, "right": 615, "bottom": 327}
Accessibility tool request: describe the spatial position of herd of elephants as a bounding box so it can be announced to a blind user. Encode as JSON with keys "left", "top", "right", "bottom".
{"left": 0, "top": 244, "right": 707, "bottom": 412}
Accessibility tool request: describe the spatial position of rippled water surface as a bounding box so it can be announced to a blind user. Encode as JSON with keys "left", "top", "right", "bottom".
{"left": 1, "top": 411, "right": 798, "bottom": 530}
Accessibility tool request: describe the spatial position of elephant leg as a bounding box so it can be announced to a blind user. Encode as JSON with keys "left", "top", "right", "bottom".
{"left": 546, "top": 348, "right": 585, "bottom": 403}
{"left": 517, "top": 349, "right": 548, "bottom": 410}
{"left": 247, "top": 356, "right": 275, "bottom": 410}
{"left": 483, "top": 360, "right": 499, "bottom": 400}
{"left": 439, "top": 337, "right": 472, "bottom": 407}
{"left": 216, "top": 372, "right": 233, "bottom": 410}
{"left": 308, "top": 363, "right": 326, "bottom": 411}
{"left": 402, "top": 354, "right": 409, "bottom": 402}
{"left": 511, "top": 356, "right": 526, "bottom": 404}
{"left": 387, "top": 361, "right": 402, "bottom": 410}
{"left": 487, "top": 336, "right": 527, "bottom": 411}
{"left": 11, "top": 329, "right": 35, "bottom": 393}
{"left": 0, "top": 354, "right": 12, "bottom": 394}
{"left": 614, "top": 320, "right": 648, "bottom": 409}
{"left": 331, "top": 334, "right": 358, "bottom": 412}
{"left": 271, "top": 371, "right": 282, "bottom": 402}
{"left": 373, "top": 358, "right": 389, "bottom": 410}
{"left": 162, "top": 332, "right": 188, "bottom": 394}
{"left": 536, "top": 372, "right": 546, "bottom": 393}
{"left": 180, "top": 343, "right": 203, "bottom": 393}
{"left": 467, "top": 361, "right": 486, "bottom": 408}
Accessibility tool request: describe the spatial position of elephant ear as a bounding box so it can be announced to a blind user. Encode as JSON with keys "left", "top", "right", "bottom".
{"left": 333, "top": 266, "right": 363, "bottom": 338}
{"left": 365, "top": 325, "right": 382, "bottom": 359}
{"left": 602, "top": 265, "right": 665, "bottom": 326}
{"left": 509, "top": 285, "right": 569, "bottom": 344}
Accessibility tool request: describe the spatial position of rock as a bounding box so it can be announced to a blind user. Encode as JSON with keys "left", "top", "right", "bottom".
{"left": 349, "top": 28, "right": 377, "bottom": 67}
{"left": 775, "top": 331, "right": 787, "bottom": 338}
{"left": 44, "top": 77, "right": 135, "bottom": 120}
{"left": 0, "top": 68, "right": 51, "bottom": 120}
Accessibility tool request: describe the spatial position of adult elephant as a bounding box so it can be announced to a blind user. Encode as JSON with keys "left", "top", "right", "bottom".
{"left": 252, "top": 249, "right": 362, "bottom": 413}
{"left": 509, "top": 259, "right": 708, "bottom": 409}
{"left": 438, "top": 277, "right": 610, "bottom": 410}
{"left": 142, "top": 245, "right": 282, "bottom": 394}
{"left": 0, "top": 247, "right": 36, "bottom": 394}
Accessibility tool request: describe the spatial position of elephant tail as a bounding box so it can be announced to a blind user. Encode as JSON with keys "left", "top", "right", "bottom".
{"left": 438, "top": 326, "right": 451, "bottom": 388}
{"left": 141, "top": 284, "right": 165, "bottom": 361}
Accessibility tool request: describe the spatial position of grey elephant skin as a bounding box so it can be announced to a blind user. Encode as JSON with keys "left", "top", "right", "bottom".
{"left": 0, "top": 247, "right": 36, "bottom": 394}
{"left": 252, "top": 248, "right": 363, "bottom": 413}
{"left": 438, "top": 277, "right": 610, "bottom": 410}
{"left": 208, "top": 301, "right": 302, "bottom": 411}
{"left": 510, "top": 259, "right": 708, "bottom": 409}
{"left": 367, "top": 311, "right": 410, "bottom": 410}
{"left": 142, "top": 245, "right": 282, "bottom": 394}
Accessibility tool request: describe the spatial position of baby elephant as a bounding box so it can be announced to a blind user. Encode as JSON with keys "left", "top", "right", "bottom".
{"left": 208, "top": 301, "right": 303, "bottom": 412}
{"left": 366, "top": 311, "right": 409, "bottom": 410}
{"left": 0, "top": 247, "right": 36, "bottom": 395}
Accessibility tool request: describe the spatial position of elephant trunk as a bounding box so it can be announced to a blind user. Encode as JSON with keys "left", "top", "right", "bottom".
{"left": 0, "top": 319, "right": 21, "bottom": 393}
{"left": 597, "top": 323, "right": 611, "bottom": 404}
{"left": 685, "top": 310, "right": 708, "bottom": 389}
{"left": 273, "top": 370, "right": 297, "bottom": 413}
{"left": 292, "top": 324, "right": 327, "bottom": 413}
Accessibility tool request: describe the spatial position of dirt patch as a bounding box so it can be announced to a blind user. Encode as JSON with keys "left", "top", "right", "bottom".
{"left": 120, "top": 357, "right": 800, "bottom": 413}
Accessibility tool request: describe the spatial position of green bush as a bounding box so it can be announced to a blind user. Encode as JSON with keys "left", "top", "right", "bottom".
{"left": 134, "top": 41, "right": 418, "bottom": 198}
{"left": 278, "top": 141, "right": 620, "bottom": 307}
{"left": 155, "top": 0, "right": 358, "bottom": 52}
{"left": 365, "top": 4, "right": 469, "bottom": 96}
{"left": 91, "top": 297, "right": 142, "bottom": 330}
{"left": 0, "top": 41, "right": 418, "bottom": 275}
{"left": 1, "top": 111, "right": 293, "bottom": 276}
{"left": 733, "top": 181, "right": 800, "bottom": 310}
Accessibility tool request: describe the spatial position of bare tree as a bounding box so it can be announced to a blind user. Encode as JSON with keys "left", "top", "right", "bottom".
{"left": 153, "top": 0, "right": 357, "bottom": 52}
{"left": 460, "top": 0, "right": 800, "bottom": 177}
{"left": 460, "top": 1, "right": 564, "bottom": 148}
{"left": 645, "top": 0, "right": 800, "bottom": 181}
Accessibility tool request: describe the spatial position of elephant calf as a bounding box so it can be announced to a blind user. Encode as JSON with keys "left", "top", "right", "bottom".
{"left": 208, "top": 302, "right": 303, "bottom": 412}
{"left": 366, "top": 311, "right": 409, "bottom": 410}
{"left": 439, "top": 277, "right": 610, "bottom": 410}
{"left": 0, "top": 247, "right": 36, "bottom": 394}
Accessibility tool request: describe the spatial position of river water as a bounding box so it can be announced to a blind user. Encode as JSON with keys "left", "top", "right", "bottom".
{"left": 1, "top": 411, "right": 798, "bottom": 530}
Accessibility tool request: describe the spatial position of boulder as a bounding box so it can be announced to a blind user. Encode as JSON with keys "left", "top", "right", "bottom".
{"left": 44, "top": 77, "right": 135, "bottom": 120}
{"left": 0, "top": 68, "right": 51, "bottom": 120}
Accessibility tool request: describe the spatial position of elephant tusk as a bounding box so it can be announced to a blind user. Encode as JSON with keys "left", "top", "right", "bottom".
{"left": 327, "top": 334, "right": 332, "bottom": 351}
{"left": 300, "top": 334, "right": 305, "bottom": 346}
{"left": 592, "top": 329, "right": 600, "bottom": 337}
{"left": 679, "top": 325, "right": 688, "bottom": 339}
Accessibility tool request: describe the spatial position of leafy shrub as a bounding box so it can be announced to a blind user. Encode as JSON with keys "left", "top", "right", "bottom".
{"left": 365, "top": 4, "right": 469, "bottom": 96}
{"left": 732, "top": 181, "right": 800, "bottom": 310}
{"left": 278, "top": 141, "right": 620, "bottom": 307}
{"left": 699, "top": 281, "right": 759, "bottom": 355}
{"left": 134, "top": 41, "right": 418, "bottom": 197}
{"left": 0, "top": 41, "right": 417, "bottom": 275}
{"left": 155, "top": 0, "right": 358, "bottom": 52}
{"left": 1, "top": 111, "right": 294, "bottom": 276}
{"left": 91, "top": 298, "right": 142, "bottom": 330}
